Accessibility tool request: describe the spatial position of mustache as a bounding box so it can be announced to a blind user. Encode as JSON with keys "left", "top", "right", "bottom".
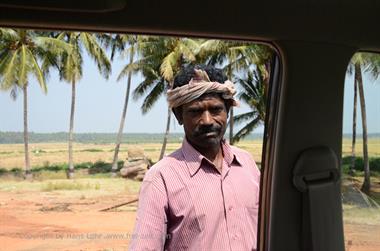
{"left": 193, "top": 124, "right": 221, "bottom": 137}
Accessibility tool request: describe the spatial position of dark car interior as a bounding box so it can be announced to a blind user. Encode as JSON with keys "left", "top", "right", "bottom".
{"left": 1, "top": 0, "right": 379, "bottom": 250}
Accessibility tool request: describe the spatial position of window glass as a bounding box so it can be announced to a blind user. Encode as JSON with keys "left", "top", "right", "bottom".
{"left": 0, "top": 29, "right": 274, "bottom": 250}
{"left": 342, "top": 52, "right": 380, "bottom": 251}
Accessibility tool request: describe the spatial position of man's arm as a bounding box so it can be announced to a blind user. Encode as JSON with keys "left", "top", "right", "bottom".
{"left": 129, "top": 176, "right": 168, "bottom": 251}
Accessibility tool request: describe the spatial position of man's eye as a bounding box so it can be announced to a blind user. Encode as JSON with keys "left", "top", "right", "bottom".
{"left": 188, "top": 109, "right": 201, "bottom": 114}
{"left": 210, "top": 107, "right": 224, "bottom": 114}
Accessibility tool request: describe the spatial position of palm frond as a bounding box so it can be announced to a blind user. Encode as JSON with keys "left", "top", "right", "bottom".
{"left": 365, "top": 53, "right": 380, "bottom": 80}
{"left": 132, "top": 76, "right": 160, "bottom": 100}
{"left": 34, "top": 36, "right": 72, "bottom": 55}
{"left": 182, "top": 38, "right": 202, "bottom": 55}
{"left": 10, "top": 84, "right": 20, "bottom": 100}
{"left": 160, "top": 50, "right": 177, "bottom": 81}
{"left": 26, "top": 48, "right": 47, "bottom": 93}
{"left": 117, "top": 56, "right": 156, "bottom": 81}
{"left": 19, "top": 45, "right": 28, "bottom": 85}
{"left": 232, "top": 117, "right": 262, "bottom": 143}
{"left": 40, "top": 51, "right": 61, "bottom": 78}
{"left": 233, "top": 111, "right": 257, "bottom": 124}
{"left": 0, "top": 49, "right": 19, "bottom": 90}
{"left": 79, "top": 32, "right": 111, "bottom": 78}
{"left": 199, "top": 40, "right": 224, "bottom": 54}
{"left": 62, "top": 47, "right": 83, "bottom": 83}
{"left": 141, "top": 79, "right": 165, "bottom": 114}
{"left": 0, "top": 28, "right": 19, "bottom": 41}
{"left": 120, "top": 45, "right": 136, "bottom": 60}
{"left": 346, "top": 62, "right": 354, "bottom": 76}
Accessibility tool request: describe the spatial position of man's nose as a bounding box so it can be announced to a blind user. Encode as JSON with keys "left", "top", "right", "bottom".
{"left": 200, "top": 111, "right": 213, "bottom": 125}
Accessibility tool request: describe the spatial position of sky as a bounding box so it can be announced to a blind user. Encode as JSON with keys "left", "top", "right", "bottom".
{"left": 0, "top": 48, "right": 379, "bottom": 135}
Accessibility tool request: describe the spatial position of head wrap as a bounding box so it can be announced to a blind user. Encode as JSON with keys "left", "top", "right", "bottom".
{"left": 167, "top": 69, "right": 239, "bottom": 108}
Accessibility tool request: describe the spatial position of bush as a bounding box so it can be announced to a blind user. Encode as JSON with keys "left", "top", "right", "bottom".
{"left": 342, "top": 156, "right": 380, "bottom": 172}
{"left": 31, "top": 162, "right": 92, "bottom": 173}
{"left": 88, "top": 161, "right": 112, "bottom": 174}
{"left": 0, "top": 168, "right": 7, "bottom": 175}
{"left": 10, "top": 167, "right": 23, "bottom": 174}
{"left": 80, "top": 149, "right": 103, "bottom": 152}
{"left": 32, "top": 164, "right": 67, "bottom": 172}
{"left": 75, "top": 162, "right": 92, "bottom": 170}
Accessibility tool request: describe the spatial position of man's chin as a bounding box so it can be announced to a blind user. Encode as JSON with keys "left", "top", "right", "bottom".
{"left": 195, "top": 136, "right": 221, "bottom": 148}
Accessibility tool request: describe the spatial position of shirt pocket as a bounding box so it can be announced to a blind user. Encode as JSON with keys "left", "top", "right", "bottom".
{"left": 237, "top": 178, "right": 259, "bottom": 209}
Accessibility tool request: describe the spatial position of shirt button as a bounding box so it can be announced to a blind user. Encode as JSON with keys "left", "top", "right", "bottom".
{"left": 228, "top": 206, "right": 233, "bottom": 211}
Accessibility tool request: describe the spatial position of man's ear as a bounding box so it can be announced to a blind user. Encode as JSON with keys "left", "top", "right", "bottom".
{"left": 173, "top": 107, "right": 183, "bottom": 125}
{"left": 225, "top": 100, "right": 231, "bottom": 117}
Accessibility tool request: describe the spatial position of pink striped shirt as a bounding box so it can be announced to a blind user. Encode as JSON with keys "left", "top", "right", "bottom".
{"left": 129, "top": 138, "right": 260, "bottom": 251}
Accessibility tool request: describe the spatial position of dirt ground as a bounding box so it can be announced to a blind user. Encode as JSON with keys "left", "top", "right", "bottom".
{"left": 344, "top": 223, "right": 380, "bottom": 251}
{"left": 1, "top": 189, "right": 379, "bottom": 251}
{"left": 0, "top": 190, "right": 138, "bottom": 251}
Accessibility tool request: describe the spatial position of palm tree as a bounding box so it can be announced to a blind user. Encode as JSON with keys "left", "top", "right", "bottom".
{"left": 57, "top": 32, "right": 111, "bottom": 179}
{"left": 351, "top": 77, "right": 358, "bottom": 175}
{"left": 348, "top": 53, "right": 380, "bottom": 194}
{"left": 100, "top": 34, "right": 145, "bottom": 176}
{"left": 197, "top": 40, "right": 272, "bottom": 144}
{"left": 346, "top": 60, "right": 359, "bottom": 175}
{"left": 0, "top": 29, "right": 70, "bottom": 179}
{"left": 232, "top": 67, "right": 267, "bottom": 143}
{"left": 127, "top": 36, "right": 200, "bottom": 160}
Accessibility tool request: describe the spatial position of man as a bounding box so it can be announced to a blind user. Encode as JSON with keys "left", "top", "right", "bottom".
{"left": 129, "top": 65, "right": 260, "bottom": 251}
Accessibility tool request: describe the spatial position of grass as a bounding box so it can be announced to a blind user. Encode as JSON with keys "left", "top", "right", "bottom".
{"left": 345, "top": 175, "right": 380, "bottom": 204}
{"left": 0, "top": 177, "right": 141, "bottom": 195}
{"left": 0, "top": 142, "right": 179, "bottom": 169}
{"left": 343, "top": 204, "right": 380, "bottom": 225}
{"left": 0, "top": 140, "right": 268, "bottom": 169}
{"left": 0, "top": 139, "right": 378, "bottom": 195}
{"left": 41, "top": 180, "right": 101, "bottom": 191}
{"left": 342, "top": 137, "right": 380, "bottom": 157}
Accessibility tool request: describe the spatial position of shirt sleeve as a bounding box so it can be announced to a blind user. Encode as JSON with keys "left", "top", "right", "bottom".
{"left": 129, "top": 175, "right": 168, "bottom": 251}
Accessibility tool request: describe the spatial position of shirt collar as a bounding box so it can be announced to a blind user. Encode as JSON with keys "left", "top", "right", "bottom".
{"left": 181, "top": 137, "right": 242, "bottom": 177}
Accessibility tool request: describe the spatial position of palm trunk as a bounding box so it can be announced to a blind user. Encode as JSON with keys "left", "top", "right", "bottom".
{"left": 350, "top": 77, "right": 358, "bottom": 175}
{"left": 227, "top": 67, "right": 234, "bottom": 145}
{"left": 229, "top": 108, "right": 234, "bottom": 145}
{"left": 68, "top": 80, "right": 76, "bottom": 179}
{"left": 159, "top": 106, "right": 171, "bottom": 160}
{"left": 264, "top": 59, "right": 271, "bottom": 98}
{"left": 23, "top": 85, "right": 32, "bottom": 180}
{"left": 111, "top": 47, "right": 135, "bottom": 176}
{"left": 356, "top": 63, "right": 370, "bottom": 194}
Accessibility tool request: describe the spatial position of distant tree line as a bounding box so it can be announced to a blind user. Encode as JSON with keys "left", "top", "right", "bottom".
{"left": 0, "top": 132, "right": 267, "bottom": 144}
{"left": 0, "top": 132, "right": 185, "bottom": 144}
{"left": 0, "top": 132, "right": 376, "bottom": 145}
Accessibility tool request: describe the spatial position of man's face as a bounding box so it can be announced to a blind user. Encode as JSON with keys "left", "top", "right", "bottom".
{"left": 178, "top": 94, "right": 228, "bottom": 149}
